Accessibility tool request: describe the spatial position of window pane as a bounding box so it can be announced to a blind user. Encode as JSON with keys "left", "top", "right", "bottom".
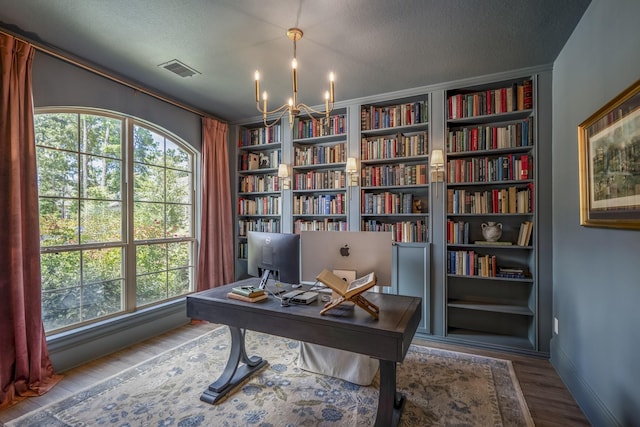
{"left": 166, "top": 139, "right": 191, "bottom": 171}
{"left": 83, "top": 247, "right": 123, "bottom": 284}
{"left": 133, "top": 163, "right": 165, "bottom": 202}
{"left": 80, "top": 114, "right": 122, "bottom": 158}
{"left": 37, "top": 147, "right": 78, "bottom": 198}
{"left": 166, "top": 204, "right": 191, "bottom": 238}
{"left": 168, "top": 267, "right": 191, "bottom": 297}
{"left": 81, "top": 280, "right": 123, "bottom": 321}
{"left": 168, "top": 242, "right": 192, "bottom": 269}
{"left": 81, "top": 200, "right": 122, "bottom": 243}
{"left": 82, "top": 155, "right": 122, "bottom": 200}
{"left": 39, "top": 198, "right": 79, "bottom": 246}
{"left": 34, "top": 113, "right": 78, "bottom": 151}
{"left": 42, "top": 287, "right": 80, "bottom": 331}
{"left": 41, "top": 251, "right": 80, "bottom": 291}
{"left": 134, "top": 202, "right": 165, "bottom": 240}
{"left": 136, "top": 272, "right": 167, "bottom": 306}
{"left": 136, "top": 244, "right": 167, "bottom": 275}
{"left": 166, "top": 169, "right": 191, "bottom": 204}
{"left": 134, "top": 125, "right": 164, "bottom": 166}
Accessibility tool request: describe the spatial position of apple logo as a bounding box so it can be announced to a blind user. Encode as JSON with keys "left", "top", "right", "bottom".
{"left": 339, "top": 244, "right": 350, "bottom": 257}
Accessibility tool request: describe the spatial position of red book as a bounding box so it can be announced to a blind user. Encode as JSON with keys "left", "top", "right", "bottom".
{"left": 520, "top": 154, "right": 529, "bottom": 180}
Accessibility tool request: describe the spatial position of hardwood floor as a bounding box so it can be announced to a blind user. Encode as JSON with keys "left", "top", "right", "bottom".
{"left": 0, "top": 322, "right": 590, "bottom": 426}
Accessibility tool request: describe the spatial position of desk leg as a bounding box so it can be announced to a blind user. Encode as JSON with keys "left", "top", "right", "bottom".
{"left": 200, "top": 326, "right": 267, "bottom": 404}
{"left": 375, "top": 360, "right": 405, "bottom": 427}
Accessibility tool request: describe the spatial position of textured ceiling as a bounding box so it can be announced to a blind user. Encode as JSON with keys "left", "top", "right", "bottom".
{"left": 0, "top": 0, "right": 590, "bottom": 122}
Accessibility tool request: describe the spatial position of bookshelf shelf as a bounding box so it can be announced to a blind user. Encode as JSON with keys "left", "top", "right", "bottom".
{"left": 359, "top": 95, "right": 430, "bottom": 243}
{"left": 445, "top": 75, "right": 537, "bottom": 351}
{"left": 289, "top": 109, "right": 349, "bottom": 233}
{"left": 234, "top": 123, "right": 283, "bottom": 270}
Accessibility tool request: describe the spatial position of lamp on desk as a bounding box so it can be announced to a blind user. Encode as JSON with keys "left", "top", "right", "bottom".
{"left": 430, "top": 149, "right": 445, "bottom": 197}
{"left": 278, "top": 163, "right": 291, "bottom": 190}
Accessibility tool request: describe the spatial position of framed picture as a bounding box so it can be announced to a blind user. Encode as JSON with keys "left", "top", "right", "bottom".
{"left": 578, "top": 79, "right": 640, "bottom": 229}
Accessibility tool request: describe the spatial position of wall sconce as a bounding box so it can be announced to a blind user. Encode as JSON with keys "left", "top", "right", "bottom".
{"left": 278, "top": 163, "right": 291, "bottom": 190}
{"left": 430, "top": 149, "right": 445, "bottom": 197}
{"left": 346, "top": 157, "right": 359, "bottom": 187}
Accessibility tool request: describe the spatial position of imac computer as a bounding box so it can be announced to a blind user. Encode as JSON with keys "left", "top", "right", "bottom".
{"left": 247, "top": 231, "right": 300, "bottom": 289}
{"left": 300, "top": 231, "right": 393, "bottom": 287}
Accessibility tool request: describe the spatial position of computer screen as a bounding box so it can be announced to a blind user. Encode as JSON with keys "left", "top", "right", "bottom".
{"left": 247, "top": 231, "right": 300, "bottom": 287}
{"left": 300, "top": 231, "right": 393, "bottom": 286}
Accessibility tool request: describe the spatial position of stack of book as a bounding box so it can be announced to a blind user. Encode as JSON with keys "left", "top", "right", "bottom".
{"left": 227, "top": 286, "right": 268, "bottom": 303}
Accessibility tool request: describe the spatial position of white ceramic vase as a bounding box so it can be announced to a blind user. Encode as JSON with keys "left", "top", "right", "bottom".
{"left": 481, "top": 221, "right": 502, "bottom": 242}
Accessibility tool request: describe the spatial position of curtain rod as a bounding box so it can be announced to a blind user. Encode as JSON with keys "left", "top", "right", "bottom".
{"left": 0, "top": 27, "right": 225, "bottom": 122}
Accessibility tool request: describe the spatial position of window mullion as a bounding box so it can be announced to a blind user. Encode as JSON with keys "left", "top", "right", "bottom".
{"left": 124, "top": 118, "right": 137, "bottom": 311}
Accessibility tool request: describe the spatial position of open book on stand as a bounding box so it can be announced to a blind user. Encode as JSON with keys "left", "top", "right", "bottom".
{"left": 315, "top": 269, "right": 379, "bottom": 319}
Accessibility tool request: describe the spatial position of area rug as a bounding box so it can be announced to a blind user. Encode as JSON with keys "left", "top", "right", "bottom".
{"left": 7, "top": 327, "right": 534, "bottom": 427}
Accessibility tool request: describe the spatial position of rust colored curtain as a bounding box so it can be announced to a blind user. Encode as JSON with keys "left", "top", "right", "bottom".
{"left": 197, "top": 117, "right": 234, "bottom": 290}
{"left": 0, "top": 33, "right": 61, "bottom": 409}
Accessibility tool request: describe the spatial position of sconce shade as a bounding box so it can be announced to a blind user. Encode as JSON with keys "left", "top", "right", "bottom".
{"left": 346, "top": 157, "right": 358, "bottom": 173}
{"left": 278, "top": 163, "right": 289, "bottom": 178}
{"left": 430, "top": 149, "right": 444, "bottom": 168}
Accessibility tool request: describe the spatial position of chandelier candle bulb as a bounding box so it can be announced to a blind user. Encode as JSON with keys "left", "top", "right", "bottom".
{"left": 329, "top": 72, "right": 335, "bottom": 103}
{"left": 262, "top": 91, "right": 267, "bottom": 117}
{"left": 254, "top": 71, "right": 260, "bottom": 103}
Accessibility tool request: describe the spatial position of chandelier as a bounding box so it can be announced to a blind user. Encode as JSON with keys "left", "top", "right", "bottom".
{"left": 254, "top": 28, "right": 335, "bottom": 128}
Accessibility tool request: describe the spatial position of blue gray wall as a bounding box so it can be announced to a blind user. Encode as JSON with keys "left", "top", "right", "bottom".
{"left": 32, "top": 52, "right": 202, "bottom": 151}
{"left": 552, "top": 1, "right": 640, "bottom": 425}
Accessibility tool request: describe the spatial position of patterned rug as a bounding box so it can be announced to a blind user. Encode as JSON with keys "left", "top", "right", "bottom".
{"left": 7, "top": 327, "right": 534, "bottom": 426}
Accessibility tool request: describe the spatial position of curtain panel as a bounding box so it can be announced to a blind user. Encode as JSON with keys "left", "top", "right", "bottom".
{"left": 0, "top": 32, "right": 61, "bottom": 409}
{"left": 197, "top": 117, "right": 234, "bottom": 290}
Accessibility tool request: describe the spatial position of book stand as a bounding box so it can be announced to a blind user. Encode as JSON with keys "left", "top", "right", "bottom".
{"left": 320, "top": 293, "right": 380, "bottom": 320}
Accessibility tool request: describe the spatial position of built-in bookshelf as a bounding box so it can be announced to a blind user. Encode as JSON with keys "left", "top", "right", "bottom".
{"left": 445, "top": 76, "right": 537, "bottom": 351}
{"left": 359, "top": 97, "right": 429, "bottom": 242}
{"left": 292, "top": 110, "right": 348, "bottom": 233}
{"left": 236, "top": 123, "right": 282, "bottom": 265}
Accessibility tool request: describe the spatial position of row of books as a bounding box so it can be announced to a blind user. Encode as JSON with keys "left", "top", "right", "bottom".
{"left": 238, "top": 150, "right": 281, "bottom": 171}
{"left": 447, "top": 79, "right": 533, "bottom": 120}
{"left": 238, "top": 124, "right": 281, "bottom": 147}
{"left": 293, "top": 219, "right": 348, "bottom": 233}
{"left": 361, "top": 219, "right": 427, "bottom": 243}
{"left": 227, "top": 286, "right": 268, "bottom": 303}
{"left": 362, "top": 192, "right": 419, "bottom": 215}
{"left": 447, "top": 250, "right": 532, "bottom": 279}
{"left": 360, "top": 164, "right": 428, "bottom": 187}
{"left": 361, "top": 101, "right": 428, "bottom": 131}
{"left": 237, "top": 218, "right": 280, "bottom": 237}
{"left": 446, "top": 153, "right": 532, "bottom": 183}
{"left": 293, "top": 193, "right": 345, "bottom": 215}
{"left": 446, "top": 118, "right": 533, "bottom": 153}
{"left": 237, "top": 196, "right": 280, "bottom": 216}
{"left": 517, "top": 221, "right": 534, "bottom": 246}
{"left": 360, "top": 133, "right": 428, "bottom": 160}
{"left": 447, "top": 185, "right": 533, "bottom": 214}
{"left": 294, "top": 143, "right": 346, "bottom": 166}
{"left": 446, "top": 220, "right": 533, "bottom": 246}
{"left": 238, "top": 175, "right": 280, "bottom": 193}
{"left": 293, "top": 114, "right": 346, "bottom": 139}
{"left": 293, "top": 170, "right": 346, "bottom": 190}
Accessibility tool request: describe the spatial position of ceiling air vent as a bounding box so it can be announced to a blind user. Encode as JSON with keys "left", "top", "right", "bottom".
{"left": 158, "top": 59, "right": 200, "bottom": 78}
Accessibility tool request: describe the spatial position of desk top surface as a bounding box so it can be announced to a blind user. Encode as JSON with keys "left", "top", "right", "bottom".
{"left": 186, "top": 278, "right": 422, "bottom": 361}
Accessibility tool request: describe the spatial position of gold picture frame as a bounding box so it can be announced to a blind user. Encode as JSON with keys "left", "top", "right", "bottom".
{"left": 578, "top": 79, "right": 640, "bottom": 229}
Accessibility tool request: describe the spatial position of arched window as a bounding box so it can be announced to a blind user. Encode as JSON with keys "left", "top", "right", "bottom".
{"left": 35, "top": 109, "right": 197, "bottom": 333}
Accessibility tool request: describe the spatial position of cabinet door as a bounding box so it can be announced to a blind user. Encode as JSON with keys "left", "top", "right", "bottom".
{"left": 390, "top": 243, "right": 430, "bottom": 334}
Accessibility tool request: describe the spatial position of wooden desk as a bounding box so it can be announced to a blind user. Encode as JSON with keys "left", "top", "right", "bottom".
{"left": 186, "top": 279, "right": 422, "bottom": 427}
